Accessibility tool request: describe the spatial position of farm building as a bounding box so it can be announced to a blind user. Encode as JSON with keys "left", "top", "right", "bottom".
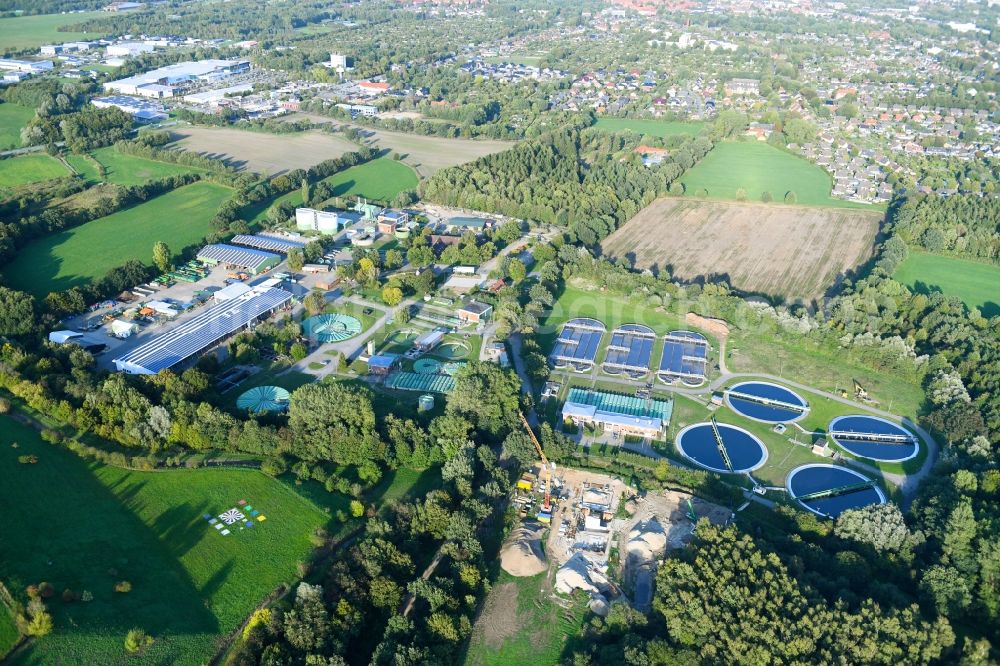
{"left": 457, "top": 301, "right": 492, "bottom": 324}
{"left": 113, "top": 286, "right": 292, "bottom": 375}
{"left": 231, "top": 233, "right": 306, "bottom": 254}
{"left": 197, "top": 244, "right": 280, "bottom": 275}
{"left": 48, "top": 330, "right": 107, "bottom": 353}
{"left": 213, "top": 282, "right": 253, "bottom": 302}
{"left": 562, "top": 388, "right": 673, "bottom": 439}
{"left": 368, "top": 353, "right": 401, "bottom": 376}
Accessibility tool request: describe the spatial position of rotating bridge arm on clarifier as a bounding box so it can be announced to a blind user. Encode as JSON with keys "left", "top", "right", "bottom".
{"left": 794, "top": 480, "right": 874, "bottom": 502}
{"left": 829, "top": 430, "right": 914, "bottom": 445}
{"left": 726, "top": 389, "right": 807, "bottom": 413}
{"left": 709, "top": 417, "right": 734, "bottom": 472}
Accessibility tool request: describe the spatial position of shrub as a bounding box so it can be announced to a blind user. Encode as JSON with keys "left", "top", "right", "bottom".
{"left": 61, "top": 589, "right": 77, "bottom": 603}
{"left": 260, "top": 457, "right": 287, "bottom": 477}
{"left": 37, "top": 582, "right": 54, "bottom": 598}
{"left": 243, "top": 608, "right": 272, "bottom": 641}
{"left": 23, "top": 609, "right": 53, "bottom": 637}
{"left": 114, "top": 580, "right": 132, "bottom": 593}
{"left": 81, "top": 590, "right": 93, "bottom": 602}
{"left": 17, "top": 454, "right": 38, "bottom": 464}
{"left": 124, "top": 628, "right": 153, "bottom": 653}
{"left": 0, "top": 397, "right": 10, "bottom": 413}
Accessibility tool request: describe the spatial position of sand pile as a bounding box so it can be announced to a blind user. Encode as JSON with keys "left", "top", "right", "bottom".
{"left": 500, "top": 522, "right": 547, "bottom": 577}
{"left": 626, "top": 517, "right": 668, "bottom": 565}
{"left": 556, "top": 552, "right": 611, "bottom": 595}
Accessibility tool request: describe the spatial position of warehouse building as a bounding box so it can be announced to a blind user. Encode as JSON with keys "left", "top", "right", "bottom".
{"left": 91, "top": 95, "right": 167, "bottom": 122}
{"left": 104, "top": 59, "right": 250, "bottom": 97}
{"left": 197, "top": 244, "right": 280, "bottom": 275}
{"left": 230, "top": 233, "right": 305, "bottom": 254}
{"left": 113, "top": 286, "right": 292, "bottom": 375}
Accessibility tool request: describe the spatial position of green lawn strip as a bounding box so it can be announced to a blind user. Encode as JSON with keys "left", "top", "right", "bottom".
{"left": 0, "top": 103, "right": 35, "bottom": 150}
{"left": 0, "top": 154, "right": 69, "bottom": 189}
{"left": 1, "top": 416, "right": 327, "bottom": 665}
{"left": 0, "top": 606, "right": 19, "bottom": 660}
{"left": 0, "top": 12, "right": 107, "bottom": 52}
{"left": 679, "top": 141, "right": 876, "bottom": 209}
{"left": 592, "top": 117, "right": 704, "bottom": 137}
{"left": 464, "top": 570, "right": 589, "bottom": 666}
{"left": 64, "top": 153, "right": 102, "bottom": 184}
{"left": 893, "top": 250, "right": 1000, "bottom": 317}
{"left": 242, "top": 158, "right": 419, "bottom": 225}
{"left": 3, "top": 181, "right": 232, "bottom": 296}
{"left": 90, "top": 146, "right": 205, "bottom": 185}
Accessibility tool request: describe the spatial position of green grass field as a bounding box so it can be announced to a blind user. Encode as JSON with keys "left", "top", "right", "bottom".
{"left": 90, "top": 147, "right": 205, "bottom": 185}
{"left": 0, "top": 12, "right": 106, "bottom": 52}
{"left": 64, "top": 152, "right": 101, "bottom": 182}
{"left": 680, "top": 141, "right": 873, "bottom": 208}
{"left": 0, "top": 154, "right": 69, "bottom": 189}
{"left": 894, "top": 251, "right": 1000, "bottom": 318}
{"left": 464, "top": 571, "right": 589, "bottom": 666}
{"left": 0, "top": 606, "right": 18, "bottom": 660}
{"left": 244, "top": 158, "right": 419, "bottom": 224}
{"left": 0, "top": 103, "right": 35, "bottom": 150}
{"left": 4, "top": 181, "right": 231, "bottom": 296}
{"left": 592, "top": 117, "right": 704, "bottom": 137}
{"left": 0, "top": 416, "right": 328, "bottom": 665}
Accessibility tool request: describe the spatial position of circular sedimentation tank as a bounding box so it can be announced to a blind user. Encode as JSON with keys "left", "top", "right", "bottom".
{"left": 827, "top": 415, "right": 919, "bottom": 462}
{"left": 236, "top": 385, "right": 291, "bottom": 413}
{"left": 675, "top": 422, "right": 768, "bottom": 474}
{"left": 725, "top": 381, "right": 809, "bottom": 423}
{"left": 413, "top": 358, "right": 443, "bottom": 374}
{"left": 302, "top": 313, "right": 362, "bottom": 343}
{"left": 787, "top": 464, "right": 885, "bottom": 518}
{"left": 433, "top": 341, "right": 470, "bottom": 360}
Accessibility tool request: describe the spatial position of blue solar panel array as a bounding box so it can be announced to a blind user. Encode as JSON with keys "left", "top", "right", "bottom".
{"left": 658, "top": 330, "right": 709, "bottom": 381}
{"left": 551, "top": 318, "right": 605, "bottom": 367}
{"left": 603, "top": 324, "right": 655, "bottom": 372}
{"left": 197, "top": 244, "right": 281, "bottom": 270}
{"left": 114, "top": 288, "right": 292, "bottom": 374}
{"left": 231, "top": 234, "right": 306, "bottom": 254}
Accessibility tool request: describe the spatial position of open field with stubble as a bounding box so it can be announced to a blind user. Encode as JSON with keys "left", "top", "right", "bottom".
{"left": 601, "top": 198, "right": 882, "bottom": 302}
{"left": 169, "top": 126, "right": 359, "bottom": 175}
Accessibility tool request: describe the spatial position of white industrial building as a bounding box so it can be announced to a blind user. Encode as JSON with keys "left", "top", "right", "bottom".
{"left": 91, "top": 95, "right": 167, "bottom": 122}
{"left": 106, "top": 41, "right": 154, "bottom": 57}
{"left": 104, "top": 59, "right": 251, "bottom": 98}
{"left": 0, "top": 59, "right": 54, "bottom": 74}
{"left": 113, "top": 286, "right": 292, "bottom": 375}
{"left": 183, "top": 83, "right": 254, "bottom": 106}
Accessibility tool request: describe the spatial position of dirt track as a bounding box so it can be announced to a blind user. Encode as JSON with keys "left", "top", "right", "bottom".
{"left": 602, "top": 198, "right": 882, "bottom": 302}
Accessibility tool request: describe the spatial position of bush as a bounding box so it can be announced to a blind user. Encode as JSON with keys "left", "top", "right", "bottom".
{"left": 124, "top": 628, "right": 153, "bottom": 653}
{"left": 17, "top": 454, "right": 38, "bottom": 464}
{"left": 114, "top": 580, "right": 132, "bottom": 593}
{"left": 37, "top": 582, "right": 54, "bottom": 598}
{"left": 0, "top": 396, "right": 10, "bottom": 413}
{"left": 260, "top": 457, "right": 287, "bottom": 477}
{"left": 61, "top": 589, "right": 77, "bottom": 603}
{"left": 81, "top": 590, "right": 93, "bottom": 602}
{"left": 350, "top": 500, "right": 365, "bottom": 518}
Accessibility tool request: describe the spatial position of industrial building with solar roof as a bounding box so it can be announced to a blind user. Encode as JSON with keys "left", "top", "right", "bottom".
{"left": 561, "top": 387, "right": 673, "bottom": 438}
{"left": 113, "top": 286, "right": 292, "bottom": 375}
{"left": 197, "top": 244, "right": 281, "bottom": 275}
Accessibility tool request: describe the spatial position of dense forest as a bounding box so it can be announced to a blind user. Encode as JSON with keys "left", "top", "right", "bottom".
{"left": 422, "top": 127, "right": 712, "bottom": 245}
{"left": 892, "top": 195, "right": 1000, "bottom": 261}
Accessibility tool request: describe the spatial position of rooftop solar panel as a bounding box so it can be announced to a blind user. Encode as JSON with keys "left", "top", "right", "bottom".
{"left": 114, "top": 288, "right": 292, "bottom": 374}
{"left": 230, "top": 234, "right": 306, "bottom": 253}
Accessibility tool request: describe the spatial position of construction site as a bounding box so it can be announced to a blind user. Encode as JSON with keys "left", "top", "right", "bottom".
{"left": 501, "top": 413, "right": 731, "bottom": 617}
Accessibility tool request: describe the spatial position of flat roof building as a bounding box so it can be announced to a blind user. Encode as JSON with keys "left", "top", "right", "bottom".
{"left": 197, "top": 244, "right": 281, "bottom": 274}
{"left": 562, "top": 388, "right": 672, "bottom": 439}
{"left": 457, "top": 301, "right": 492, "bottom": 324}
{"left": 114, "top": 286, "right": 292, "bottom": 374}
{"left": 91, "top": 95, "right": 167, "bottom": 122}
{"left": 230, "top": 233, "right": 305, "bottom": 254}
{"left": 104, "top": 59, "right": 250, "bottom": 97}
